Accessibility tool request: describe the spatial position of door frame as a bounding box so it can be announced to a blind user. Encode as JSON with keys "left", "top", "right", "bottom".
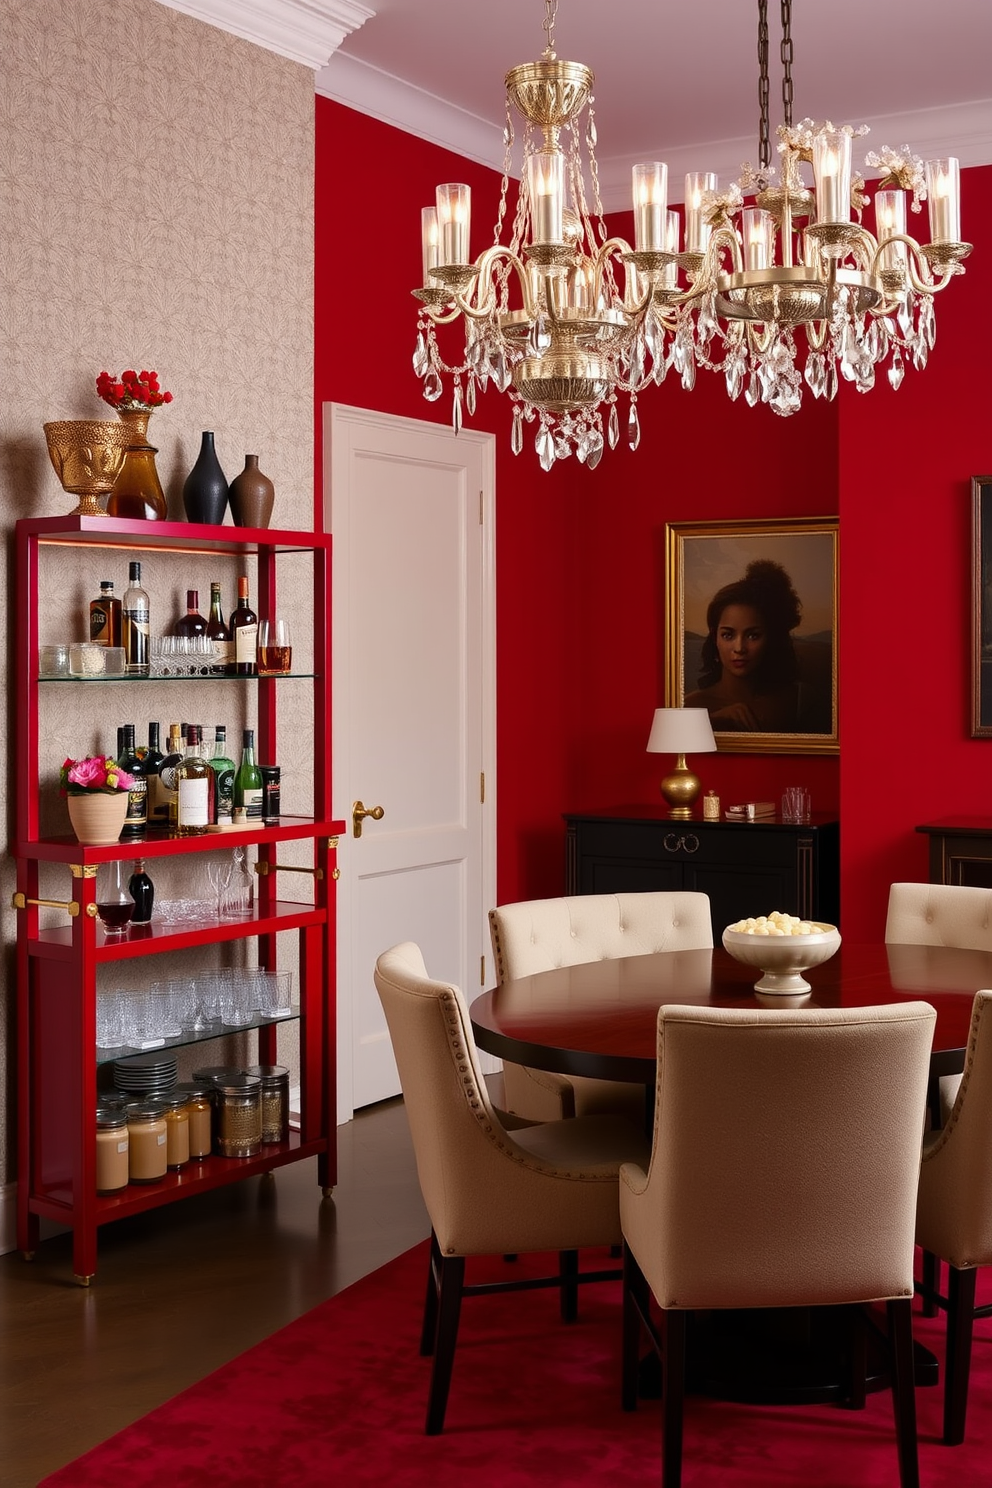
{"left": 324, "top": 403, "right": 497, "bottom": 1121}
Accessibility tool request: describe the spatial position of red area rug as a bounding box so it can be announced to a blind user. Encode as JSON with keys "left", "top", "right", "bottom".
{"left": 40, "top": 1244, "right": 992, "bottom": 1487}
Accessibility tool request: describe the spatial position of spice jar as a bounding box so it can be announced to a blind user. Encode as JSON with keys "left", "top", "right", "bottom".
{"left": 95, "top": 1107, "right": 129, "bottom": 1194}
{"left": 214, "top": 1074, "right": 263, "bottom": 1158}
{"left": 247, "top": 1064, "right": 290, "bottom": 1144}
{"left": 172, "top": 1082, "right": 213, "bottom": 1159}
{"left": 126, "top": 1102, "right": 168, "bottom": 1183}
{"left": 158, "top": 1090, "right": 191, "bottom": 1169}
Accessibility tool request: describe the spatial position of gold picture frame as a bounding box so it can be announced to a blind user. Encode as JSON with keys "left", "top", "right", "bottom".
{"left": 971, "top": 475, "right": 992, "bottom": 737}
{"left": 665, "top": 515, "right": 839, "bottom": 756}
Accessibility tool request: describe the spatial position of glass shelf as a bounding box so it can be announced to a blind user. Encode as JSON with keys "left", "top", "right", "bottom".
{"left": 38, "top": 671, "right": 317, "bottom": 682}
{"left": 95, "top": 1006, "right": 301, "bottom": 1067}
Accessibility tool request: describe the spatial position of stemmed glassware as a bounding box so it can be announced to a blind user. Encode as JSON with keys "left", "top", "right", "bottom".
{"left": 96, "top": 860, "right": 133, "bottom": 938}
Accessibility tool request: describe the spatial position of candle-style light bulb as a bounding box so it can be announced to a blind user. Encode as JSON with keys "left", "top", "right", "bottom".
{"left": 925, "top": 158, "right": 961, "bottom": 243}
{"left": 874, "top": 189, "right": 907, "bottom": 272}
{"left": 526, "top": 152, "right": 564, "bottom": 244}
{"left": 421, "top": 206, "right": 439, "bottom": 285}
{"left": 435, "top": 183, "right": 471, "bottom": 265}
{"left": 632, "top": 162, "right": 668, "bottom": 251}
{"left": 684, "top": 172, "right": 717, "bottom": 254}
{"left": 812, "top": 130, "right": 852, "bottom": 225}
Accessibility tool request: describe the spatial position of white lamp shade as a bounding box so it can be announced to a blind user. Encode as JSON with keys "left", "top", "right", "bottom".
{"left": 646, "top": 707, "right": 717, "bottom": 754}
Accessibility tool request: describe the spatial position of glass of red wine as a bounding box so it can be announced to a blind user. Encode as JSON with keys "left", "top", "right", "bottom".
{"left": 96, "top": 859, "right": 134, "bottom": 938}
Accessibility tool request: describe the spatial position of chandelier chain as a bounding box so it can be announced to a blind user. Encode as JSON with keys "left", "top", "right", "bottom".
{"left": 543, "top": 0, "right": 558, "bottom": 55}
{"left": 757, "top": 0, "right": 770, "bottom": 171}
{"left": 780, "top": 0, "right": 794, "bottom": 129}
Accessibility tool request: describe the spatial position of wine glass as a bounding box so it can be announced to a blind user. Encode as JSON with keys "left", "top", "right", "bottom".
{"left": 96, "top": 860, "right": 133, "bottom": 938}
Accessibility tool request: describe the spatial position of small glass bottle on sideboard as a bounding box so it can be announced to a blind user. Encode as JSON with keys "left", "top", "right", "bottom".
{"left": 12, "top": 513, "right": 343, "bottom": 1286}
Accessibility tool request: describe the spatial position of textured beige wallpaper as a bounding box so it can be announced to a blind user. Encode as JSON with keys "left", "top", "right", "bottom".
{"left": 0, "top": 0, "right": 316, "bottom": 1194}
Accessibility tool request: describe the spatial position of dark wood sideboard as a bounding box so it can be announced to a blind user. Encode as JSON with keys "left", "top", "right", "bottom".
{"left": 564, "top": 807, "right": 840, "bottom": 938}
{"left": 917, "top": 817, "right": 992, "bottom": 887}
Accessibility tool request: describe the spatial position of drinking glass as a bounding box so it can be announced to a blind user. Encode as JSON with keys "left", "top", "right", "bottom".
{"left": 781, "top": 786, "right": 811, "bottom": 823}
{"left": 257, "top": 618, "right": 292, "bottom": 675}
{"left": 96, "top": 860, "right": 133, "bottom": 937}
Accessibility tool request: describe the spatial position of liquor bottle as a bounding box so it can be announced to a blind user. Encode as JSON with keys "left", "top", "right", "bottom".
{"left": 159, "top": 723, "right": 184, "bottom": 827}
{"left": 122, "top": 561, "right": 150, "bottom": 678}
{"left": 89, "top": 581, "right": 122, "bottom": 647}
{"left": 209, "top": 724, "right": 236, "bottom": 823}
{"left": 144, "top": 722, "right": 166, "bottom": 822}
{"left": 171, "top": 589, "right": 207, "bottom": 638}
{"left": 117, "top": 724, "right": 148, "bottom": 837}
{"left": 128, "top": 860, "right": 155, "bottom": 923}
{"left": 234, "top": 728, "right": 264, "bottom": 820}
{"left": 230, "top": 575, "right": 258, "bottom": 677}
{"left": 206, "top": 581, "right": 234, "bottom": 676}
{"left": 176, "top": 724, "right": 212, "bottom": 836}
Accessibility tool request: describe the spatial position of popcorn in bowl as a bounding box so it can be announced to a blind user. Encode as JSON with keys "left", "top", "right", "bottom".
{"left": 723, "top": 912, "right": 841, "bottom": 995}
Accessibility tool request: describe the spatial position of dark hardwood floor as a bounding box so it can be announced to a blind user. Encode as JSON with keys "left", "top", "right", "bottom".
{"left": 0, "top": 1098, "right": 429, "bottom": 1488}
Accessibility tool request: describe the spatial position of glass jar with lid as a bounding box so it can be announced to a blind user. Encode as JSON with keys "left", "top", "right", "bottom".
{"left": 171, "top": 1082, "right": 213, "bottom": 1159}
{"left": 214, "top": 1074, "right": 263, "bottom": 1158}
{"left": 126, "top": 1101, "right": 168, "bottom": 1183}
{"left": 158, "top": 1090, "right": 191, "bottom": 1169}
{"left": 95, "top": 1107, "right": 129, "bottom": 1194}
{"left": 246, "top": 1064, "right": 290, "bottom": 1144}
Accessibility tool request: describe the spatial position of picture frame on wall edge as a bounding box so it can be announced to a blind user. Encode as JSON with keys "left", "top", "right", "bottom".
{"left": 665, "top": 515, "right": 839, "bottom": 757}
{"left": 970, "top": 474, "right": 992, "bottom": 738}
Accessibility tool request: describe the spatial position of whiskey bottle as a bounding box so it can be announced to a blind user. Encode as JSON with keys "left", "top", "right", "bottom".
{"left": 176, "top": 724, "right": 211, "bottom": 836}
{"left": 122, "top": 561, "right": 150, "bottom": 677}
{"left": 89, "top": 581, "right": 122, "bottom": 647}
{"left": 206, "top": 581, "right": 234, "bottom": 676}
{"left": 230, "top": 575, "right": 258, "bottom": 677}
{"left": 159, "top": 723, "right": 184, "bottom": 828}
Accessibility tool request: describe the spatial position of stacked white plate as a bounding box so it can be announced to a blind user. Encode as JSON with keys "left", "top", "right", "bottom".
{"left": 113, "top": 1052, "right": 178, "bottom": 1097}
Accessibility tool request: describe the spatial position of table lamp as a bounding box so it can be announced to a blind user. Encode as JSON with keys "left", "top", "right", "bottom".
{"left": 646, "top": 707, "right": 717, "bottom": 819}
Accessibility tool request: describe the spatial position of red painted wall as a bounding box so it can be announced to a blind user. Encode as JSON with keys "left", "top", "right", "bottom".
{"left": 839, "top": 164, "right": 992, "bottom": 940}
{"left": 315, "top": 98, "right": 991, "bottom": 927}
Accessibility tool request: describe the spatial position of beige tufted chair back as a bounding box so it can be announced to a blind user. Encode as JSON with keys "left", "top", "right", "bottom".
{"left": 885, "top": 882, "right": 992, "bottom": 950}
{"left": 489, "top": 892, "right": 712, "bottom": 1123}
{"left": 489, "top": 891, "right": 712, "bottom": 982}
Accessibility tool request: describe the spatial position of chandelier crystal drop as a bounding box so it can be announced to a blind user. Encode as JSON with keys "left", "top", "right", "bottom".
{"left": 412, "top": 0, "right": 972, "bottom": 468}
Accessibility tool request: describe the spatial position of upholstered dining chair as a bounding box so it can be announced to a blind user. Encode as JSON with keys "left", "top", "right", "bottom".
{"left": 489, "top": 891, "right": 712, "bottom": 1124}
{"left": 619, "top": 1001, "right": 936, "bottom": 1488}
{"left": 916, "top": 989, "right": 992, "bottom": 1446}
{"left": 373, "top": 941, "right": 650, "bottom": 1435}
{"left": 885, "top": 880, "right": 992, "bottom": 1120}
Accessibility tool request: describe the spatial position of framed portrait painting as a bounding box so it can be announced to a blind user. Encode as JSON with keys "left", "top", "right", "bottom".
{"left": 665, "top": 515, "right": 839, "bottom": 756}
{"left": 971, "top": 475, "right": 992, "bottom": 737}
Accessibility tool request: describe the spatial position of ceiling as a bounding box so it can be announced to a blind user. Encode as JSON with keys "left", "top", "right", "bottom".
{"left": 317, "top": 0, "right": 992, "bottom": 210}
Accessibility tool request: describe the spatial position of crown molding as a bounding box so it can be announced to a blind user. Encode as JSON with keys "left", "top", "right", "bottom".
{"left": 154, "top": 0, "right": 374, "bottom": 71}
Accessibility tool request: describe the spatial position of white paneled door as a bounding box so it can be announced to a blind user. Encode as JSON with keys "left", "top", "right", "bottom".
{"left": 325, "top": 405, "right": 496, "bottom": 1119}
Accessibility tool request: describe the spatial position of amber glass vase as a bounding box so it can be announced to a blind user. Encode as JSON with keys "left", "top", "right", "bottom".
{"left": 107, "top": 409, "right": 168, "bottom": 520}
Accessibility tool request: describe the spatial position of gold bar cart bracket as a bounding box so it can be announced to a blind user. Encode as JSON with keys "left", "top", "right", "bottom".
{"left": 11, "top": 892, "right": 92, "bottom": 918}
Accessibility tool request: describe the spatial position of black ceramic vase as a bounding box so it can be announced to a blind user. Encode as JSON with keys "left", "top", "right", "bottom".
{"left": 182, "top": 432, "right": 229, "bottom": 525}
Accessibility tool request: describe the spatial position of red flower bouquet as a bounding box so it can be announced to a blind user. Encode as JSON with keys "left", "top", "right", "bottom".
{"left": 96, "top": 369, "right": 174, "bottom": 411}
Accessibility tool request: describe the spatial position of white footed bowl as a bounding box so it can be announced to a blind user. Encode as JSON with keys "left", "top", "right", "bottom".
{"left": 722, "top": 920, "right": 841, "bottom": 995}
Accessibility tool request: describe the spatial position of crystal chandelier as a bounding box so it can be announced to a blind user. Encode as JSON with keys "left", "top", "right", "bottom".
{"left": 412, "top": 0, "right": 972, "bottom": 467}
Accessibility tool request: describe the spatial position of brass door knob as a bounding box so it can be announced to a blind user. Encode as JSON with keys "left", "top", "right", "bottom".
{"left": 352, "top": 800, "right": 385, "bottom": 838}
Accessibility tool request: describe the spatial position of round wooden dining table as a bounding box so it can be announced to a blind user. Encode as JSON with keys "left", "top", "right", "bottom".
{"left": 471, "top": 940, "right": 985, "bottom": 1404}
{"left": 471, "top": 941, "right": 982, "bottom": 1104}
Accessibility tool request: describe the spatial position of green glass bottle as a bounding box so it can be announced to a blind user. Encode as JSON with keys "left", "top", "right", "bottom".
{"left": 234, "top": 728, "right": 263, "bottom": 821}
{"left": 209, "top": 725, "right": 236, "bottom": 823}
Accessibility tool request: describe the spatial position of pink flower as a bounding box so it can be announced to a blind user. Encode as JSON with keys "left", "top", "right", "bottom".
{"left": 69, "top": 756, "right": 109, "bottom": 789}
{"left": 59, "top": 754, "right": 134, "bottom": 796}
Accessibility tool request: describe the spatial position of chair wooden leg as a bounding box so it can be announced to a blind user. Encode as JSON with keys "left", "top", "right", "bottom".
{"left": 425, "top": 1253, "right": 465, "bottom": 1435}
{"left": 847, "top": 1303, "right": 868, "bottom": 1410}
{"left": 888, "top": 1297, "right": 920, "bottom": 1488}
{"left": 921, "top": 1249, "right": 940, "bottom": 1318}
{"left": 560, "top": 1247, "right": 579, "bottom": 1323}
{"left": 622, "top": 1244, "right": 650, "bottom": 1411}
{"left": 661, "top": 1309, "right": 686, "bottom": 1488}
{"left": 944, "top": 1265, "right": 978, "bottom": 1446}
{"left": 420, "top": 1230, "right": 442, "bottom": 1356}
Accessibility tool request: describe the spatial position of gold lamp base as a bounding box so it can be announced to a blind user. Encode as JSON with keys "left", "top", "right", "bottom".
{"left": 660, "top": 753, "right": 702, "bottom": 819}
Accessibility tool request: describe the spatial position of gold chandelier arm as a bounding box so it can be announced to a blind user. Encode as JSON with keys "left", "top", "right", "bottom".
{"left": 668, "top": 227, "right": 745, "bottom": 311}
{"left": 452, "top": 246, "right": 535, "bottom": 322}
{"left": 593, "top": 236, "right": 655, "bottom": 317}
{"left": 867, "top": 235, "right": 960, "bottom": 299}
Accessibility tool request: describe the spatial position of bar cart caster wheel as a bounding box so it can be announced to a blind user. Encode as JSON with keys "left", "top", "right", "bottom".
{"left": 21, "top": 1250, "right": 35, "bottom": 1262}
{"left": 74, "top": 1273, "right": 93, "bottom": 1287}
{"left": 322, "top": 1185, "right": 335, "bottom": 1197}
